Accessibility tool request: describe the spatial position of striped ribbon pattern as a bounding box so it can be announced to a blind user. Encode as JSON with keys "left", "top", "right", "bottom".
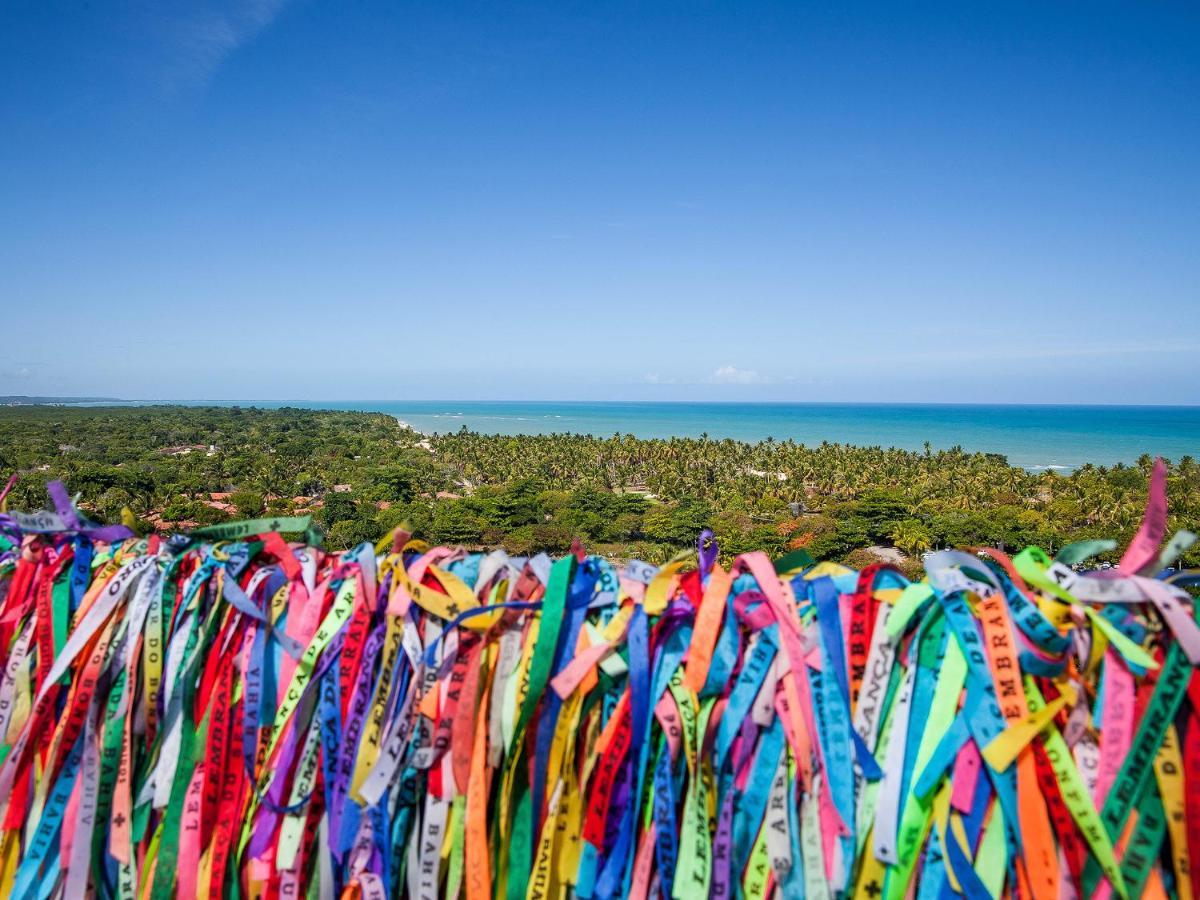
{"left": 0, "top": 462, "right": 1197, "bottom": 899}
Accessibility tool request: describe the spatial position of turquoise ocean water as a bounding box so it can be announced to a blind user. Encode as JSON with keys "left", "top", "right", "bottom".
{"left": 184, "top": 401, "right": 1199, "bottom": 471}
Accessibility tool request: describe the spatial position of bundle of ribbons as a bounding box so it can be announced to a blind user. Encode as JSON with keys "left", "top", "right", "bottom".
{"left": 0, "top": 461, "right": 1197, "bottom": 900}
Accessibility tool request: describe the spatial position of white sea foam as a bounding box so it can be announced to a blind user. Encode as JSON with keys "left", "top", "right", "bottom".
{"left": 394, "top": 418, "right": 430, "bottom": 436}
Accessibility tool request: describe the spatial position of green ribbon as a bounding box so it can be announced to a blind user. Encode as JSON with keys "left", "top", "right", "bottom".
{"left": 1055, "top": 539, "right": 1117, "bottom": 566}
{"left": 673, "top": 697, "right": 717, "bottom": 898}
{"left": 51, "top": 574, "right": 70, "bottom": 681}
{"left": 92, "top": 668, "right": 128, "bottom": 888}
{"left": 507, "top": 789, "right": 534, "bottom": 900}
{"left": 190, "top": 515, "right": 312, "bottom": 540}
{"left": 1023, "top": 677, "right": 1124, "bottom": 897}
{"left": 1081, "top": 642, "right": 1191, "bottom": 895}
{"left": 149, "top": 591, "right": 222, "bottom": 899}
{"left": 773, "top": 548, "right": 815, "bottom": 574}
{"left": 887, "top": 623, "right": 963, "bottom": 900}
{"left": 505, "top": 555, "right": 574, "bottom": 900}
{"left": 1119, "top": 779, "right": 1166, "bottom": 898}
{"left": 513, "top": 556, "right": 574, "bottom": 741}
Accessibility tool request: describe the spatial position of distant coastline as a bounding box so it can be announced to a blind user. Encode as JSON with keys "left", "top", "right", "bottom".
{"left": 394, "top": 417, "right": 428, "bottom": 437}
{"left": 8, "top": 398, "right": 1197, "bottom": 471}
{"left": 306, "top": 400, "right": 1199, "bottom": 472}
{"left": 1, "top": 403, "right": 1195, "bottom": 569}
{"left": 2, "top": 394, "right": 124, "bottom": 406}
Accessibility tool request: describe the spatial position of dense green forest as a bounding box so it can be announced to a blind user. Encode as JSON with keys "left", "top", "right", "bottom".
{"left": 1, "top": 405, "right": 1196, "bottom": 570}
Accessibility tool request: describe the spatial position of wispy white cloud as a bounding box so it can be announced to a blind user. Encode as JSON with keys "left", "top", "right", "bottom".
{"left": 709, "top": 364, "right": 771, "bottom": 385}
{"left": 163, "top": 0, "right": 293, "bottom": 90}
{"left": 645, "top": 366, "right": 778, "bottom": 386}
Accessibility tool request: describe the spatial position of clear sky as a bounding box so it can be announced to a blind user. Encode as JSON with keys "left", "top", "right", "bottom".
{"left": 1, "top": 1, "right": 1197, "bottom": 403}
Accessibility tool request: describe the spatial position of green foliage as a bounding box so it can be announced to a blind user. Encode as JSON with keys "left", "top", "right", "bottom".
{"left": 431, "top": 500, "right": 485, "bottom": 545}
{"left": 319, "top": 492, "right": 359, "bottom": 527}
{"left": 500, "top": 524, "right": 575, "bottom": 555}
{"left": 854, "top": 489, "right": 911, "bottom": 542}
{"left": 326, "top": 518, "right": 378, "bottom": 550}
{"left": 0, "top": 406, "right": 1195, "bottom": 568}
{"left": 229, "top": 490, "right": 264, "bottom": 517}
{"left": 890, "top": 519, "right": 933, "bottom": 557}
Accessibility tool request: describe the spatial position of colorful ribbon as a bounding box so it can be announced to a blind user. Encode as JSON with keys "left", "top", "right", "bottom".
{"left": 0, "top": 463, "right": 1196, "bottom": 899}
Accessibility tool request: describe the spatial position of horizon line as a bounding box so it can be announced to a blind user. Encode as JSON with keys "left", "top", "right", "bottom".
{"left": 26, "top": 397, "right": 1200, "bottom": 410}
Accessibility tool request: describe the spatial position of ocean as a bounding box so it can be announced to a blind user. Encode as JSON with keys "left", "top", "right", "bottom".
{"left": 189, "top": 401, "right": 1199, "bottom": 472}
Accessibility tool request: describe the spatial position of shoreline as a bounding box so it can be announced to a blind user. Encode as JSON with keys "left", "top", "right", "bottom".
{"left": 396, "top": 417, "right": 430, "bottom": 438}
{"left": 0, "top": 404, "right": 1187, "bottom": 569}
{"left": 385, "top": 416, "right": 1142, "bottom": 474}
{"left": 7, "top": 402, "right": 1184, "bottom": 472}
{"left": 361, "top": 401, "right": 1195, "bottom": 472}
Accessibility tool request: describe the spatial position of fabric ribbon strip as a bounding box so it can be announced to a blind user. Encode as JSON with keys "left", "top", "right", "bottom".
{"left": 0, "top": 463, "right": 1196, "bottom": 899}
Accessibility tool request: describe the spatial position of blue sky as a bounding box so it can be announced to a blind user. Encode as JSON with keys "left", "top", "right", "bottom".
{"left": 1, "top": 1, "right": 1197, "bottom": 403}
